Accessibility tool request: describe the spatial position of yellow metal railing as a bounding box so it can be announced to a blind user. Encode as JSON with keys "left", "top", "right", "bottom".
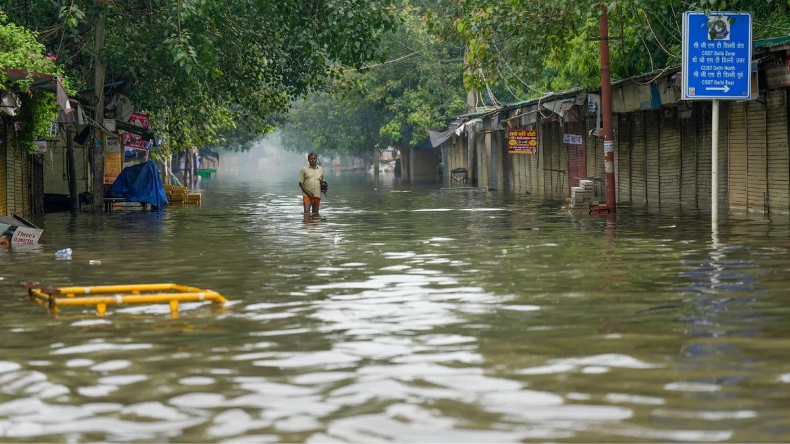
{"left": 22, "top": 282, "right": 227, "bottom": 318}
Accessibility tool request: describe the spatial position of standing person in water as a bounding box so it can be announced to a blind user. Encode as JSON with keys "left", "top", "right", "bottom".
{"left": 299, "top": 152, "right": 324, "bottom": 215}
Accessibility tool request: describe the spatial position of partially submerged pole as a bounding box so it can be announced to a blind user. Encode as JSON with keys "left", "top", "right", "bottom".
{"left": 599, "top": 4, "right": 616, "bottom": 213}
{"left": 711, "top": 99, "right": 720, "bottom": 225}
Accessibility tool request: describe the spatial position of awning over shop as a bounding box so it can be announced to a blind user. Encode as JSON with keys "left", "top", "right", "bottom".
{"left": 3, "top": 68, "right": 72, "bottom": 115}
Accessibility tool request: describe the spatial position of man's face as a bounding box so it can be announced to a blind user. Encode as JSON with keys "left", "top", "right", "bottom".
{"left": 308, "top": 155, "right": 318, "bottom": 167}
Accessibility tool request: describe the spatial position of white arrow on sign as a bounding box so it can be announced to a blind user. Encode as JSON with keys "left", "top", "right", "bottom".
{"left": 706, "top": 85, "right": 730, "bottom": 93}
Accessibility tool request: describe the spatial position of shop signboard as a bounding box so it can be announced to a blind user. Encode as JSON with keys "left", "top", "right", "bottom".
{"left": 124, "top": 112, "right": 150, "bottom": 150}
{"left": 104, "top": 135, "right": 122, "bottom": 184}
{"left": 507, "top": 129, "right": 538, "bottom": 155}
{"left": 563, "top": 134, "right": 583, "bottom": 145}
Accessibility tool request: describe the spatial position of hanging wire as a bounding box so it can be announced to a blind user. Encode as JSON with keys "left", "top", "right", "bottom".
{"left": 492, "top": 42, "right": 547, "bottom": 96}
{"left": 494, "top": 64, "right": 527, "bottom": 102}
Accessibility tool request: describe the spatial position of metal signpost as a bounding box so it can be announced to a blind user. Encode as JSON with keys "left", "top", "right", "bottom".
{"left": 682, "top": 11, "right": 752, "bottom": 226}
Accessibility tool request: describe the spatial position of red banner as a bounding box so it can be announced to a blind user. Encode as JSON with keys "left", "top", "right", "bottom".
{"left": 124, "top": 112, "right": 150, "bottom": 150}
{"left": 507, "top": 129, "right": 538, "bottom": 155}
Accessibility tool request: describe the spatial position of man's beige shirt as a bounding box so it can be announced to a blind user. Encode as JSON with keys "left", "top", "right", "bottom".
{"left": 299, "top": 165, "right": 324, "bottom": 197}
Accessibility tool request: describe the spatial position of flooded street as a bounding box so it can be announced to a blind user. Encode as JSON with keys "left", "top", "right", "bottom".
{"left": 2, "top": 171, "right": 790, "bottom": 442}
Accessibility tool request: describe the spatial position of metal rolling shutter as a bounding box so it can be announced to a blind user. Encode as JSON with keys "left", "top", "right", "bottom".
{"left": 536, "top": 128, "right": 544, "bottom": 194}
{"left": 631, "top": 112, "right": 647, "bottom": 204}
{"left": 7, "top": 137, "right": 17, "bottom": 215}
{"left": 646, "top": 110, "right": 660, "bottom": 207}
{"left": 747, "top": 98, "right": 767, "bottom": 213}
{"left": 558, "top": 125, "right": 569, "bottom": 197}
{"left": 697, "top": 104, "right": 712, "bottom": 208}
{"left": 554, "top": 123, "right": 565, "bottom": 198}
{"left": 716, "top": 103, "right": 729, "bottom": 210}
{"left": 542, "top": 122, "right": 552, "bottom": 197}
{"left": 617, "top": 114, "right": 631, "bottom": 203}
{"left": 22, "top": 153, "right": 30, "bottom": 216}
{"left": 659, "top": 110, "right": 681, "bottom": 205}
{"left": 0, "top": 124, "right": 6, "bottom": 215}
{"left": 477, "top": 133, "right": 488, "bottom": 187}
{"left": 613, "top": 115, "right": 619, "bottom": 202}
{"left": 680, "top": 111, "right": 699, "bottom": 208}
{"left": 728, "top": 102, "right": 748, "bottom": 211}
{"left": 586, "top": 115, "right": 596, "bottom": 178}
{"left": 766, "top": 89, "right": 788, "bottom": 214}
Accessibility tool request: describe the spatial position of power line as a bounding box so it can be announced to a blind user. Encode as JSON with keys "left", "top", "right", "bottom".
{"left": 492, "top": 43, "right": 546, "bottom": 96}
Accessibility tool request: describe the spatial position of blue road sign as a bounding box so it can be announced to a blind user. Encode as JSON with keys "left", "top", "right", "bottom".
{"left": 682, "top": 11, "right": 752, "bottom": 100}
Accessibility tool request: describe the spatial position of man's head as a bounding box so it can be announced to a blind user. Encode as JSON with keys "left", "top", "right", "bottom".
{"left": 307, "top": 153, "right": 318, "bottom": 167}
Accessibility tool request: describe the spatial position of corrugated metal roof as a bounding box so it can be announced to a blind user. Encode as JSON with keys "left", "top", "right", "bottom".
{"left": 755, "top": 35, "right": 790, "bottom": 48}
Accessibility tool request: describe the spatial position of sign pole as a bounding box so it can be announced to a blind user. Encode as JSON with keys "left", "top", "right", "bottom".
{"left": 682, "top": 11, "right": 752, "bottom": 226}
{"left": 599, "top": 4, "right": 616, "bottom": 213}
{"left": 711, "top": 99, "right": 720, "bottom": 226}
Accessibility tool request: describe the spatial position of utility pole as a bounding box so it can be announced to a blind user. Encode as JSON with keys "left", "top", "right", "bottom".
{"left": 599, "top": 4, "right": 616, "bottom": 213}
{"left": 92, "top": 11, "right": 105, "bottom": 213}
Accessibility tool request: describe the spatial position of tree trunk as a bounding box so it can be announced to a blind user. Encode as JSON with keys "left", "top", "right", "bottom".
{"left": 66, "top": 128, "right": 79, "bottom": 213}
{"left": 91, "top": 13, "right": 106, "bottom": 213}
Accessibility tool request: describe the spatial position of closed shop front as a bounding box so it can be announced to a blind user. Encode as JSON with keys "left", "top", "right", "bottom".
{"left": 766, "top": 89, "right": 789, "bottom": 213}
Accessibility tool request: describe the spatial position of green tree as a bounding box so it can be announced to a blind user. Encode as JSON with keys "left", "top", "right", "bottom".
{"left": 0, "top": 11, "right": 64, "bottom": 151}
{"left": 428, "top": 0, "right": 790, "bottom": 95}
{"left": 281, "top": 0, "right": 466, "bottom": 159}
{"left": 1, "top": 0, "right": 396, "bottom": 152}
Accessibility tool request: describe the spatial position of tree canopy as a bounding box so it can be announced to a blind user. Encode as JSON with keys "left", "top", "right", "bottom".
{"left": 280, "top": 0, "right": 466, "bottom": 159}
{"left": 0, "top": 11, "right": 64, "bottom": 151}
{"left": 0, "top": 0, "right": 396, "bottom": 151}
{"left": 428, "top": 0, "right": 790, "bottom": 96}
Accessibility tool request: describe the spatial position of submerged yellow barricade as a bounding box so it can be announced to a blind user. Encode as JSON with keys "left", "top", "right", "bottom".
{"left": 22, "top": 283, "right": 227, "bottom": 317}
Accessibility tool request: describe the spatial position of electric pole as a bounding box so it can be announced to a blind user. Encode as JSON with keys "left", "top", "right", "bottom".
{"left": 599, "top": 4, "right": 616, "bottom": 213}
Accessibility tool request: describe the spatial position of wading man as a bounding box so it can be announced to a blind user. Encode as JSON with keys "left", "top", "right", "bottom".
{"left": 299, "top": 153, "right": 324, "bottom": 215}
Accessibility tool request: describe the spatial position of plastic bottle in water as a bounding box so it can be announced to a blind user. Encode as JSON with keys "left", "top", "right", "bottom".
{"left": 54, "top": 248, "right": 72, "bottom": 258}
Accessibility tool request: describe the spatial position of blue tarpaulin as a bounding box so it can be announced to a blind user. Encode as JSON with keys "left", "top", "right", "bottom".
{"left": 108, "top": 161, "right": 168, "bottom": 211}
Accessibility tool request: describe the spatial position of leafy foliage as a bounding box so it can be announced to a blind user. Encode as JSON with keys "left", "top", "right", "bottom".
{"left": 1, "top": 0, "right": 396, "bottom": 152}
{"left": 428, "top": 0, "right": 790, "bottom": 96}
{"left": 281, "top": 1, "right": 466, "bottom": 158}
{"left": 0, "top": 11, "right": 63, "bottom": 152}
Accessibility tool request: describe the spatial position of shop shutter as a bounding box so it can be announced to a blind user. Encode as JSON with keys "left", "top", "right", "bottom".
{"left": 22, "top": 153, "right": 30, "bottom": 216}
{"left": 542, "top": 121, "right": 551, "bottom": 197}
{"left": 659, "top": 110, "right": 681, "bottom": 205}
{"left": 646, "top": 110, "right": 660, "bottom": 207}
{"left": 728, "top": 102, "right": 748, "bottom": 211}
{"left": 766, "top": 89, "right": 788, "bottom": 214}
{"left": 558, "top": 125, "right": 568, "bottom": 197}
{"left": 631, "top": 112, "right": 647, "bottom": 204}
{"left": 586, "top": 115, "right": 596, "bottom": 178}
{"left": 680, "top": 111, "right": 698, "bottom": 208}
{"left": 697, "top": 103, "right": 712, "bottom": 208}
{"left": 566, "top": 121, "right": 584, "bottom": 195}
{"left": 746, "top": 97, "right": 767, "bottom": 213}
{"left": 716, "top": 104, "right": 729, "bottom": 209}
{"left": 0, "top": 124, "right": 6, "bottom": 215}
{"left": 617, "top": 114, "right": 631, "bottom": 203}
{"left": 6, "top": 135, "right": 17, "bottom": 215}
{"left": 518, "top": 147, "right": 527, "bottom": 193}
{"left": 613, "top": 115, "right": 619, "bottom": 202}
{"left": 500, "top": 132, "right": 513, "bottom": 191}
{"left": 476, "top": 134, "right": 487, "bottom": 188}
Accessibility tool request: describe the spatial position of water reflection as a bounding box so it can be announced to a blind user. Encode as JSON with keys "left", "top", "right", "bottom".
{"left": 0, "top": 173, "right": 789, "bottom": 441}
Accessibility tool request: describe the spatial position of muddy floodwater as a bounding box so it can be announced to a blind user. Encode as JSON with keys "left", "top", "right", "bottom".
{"left": 2, "top": 171, "right": 790, "bottom": 442}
